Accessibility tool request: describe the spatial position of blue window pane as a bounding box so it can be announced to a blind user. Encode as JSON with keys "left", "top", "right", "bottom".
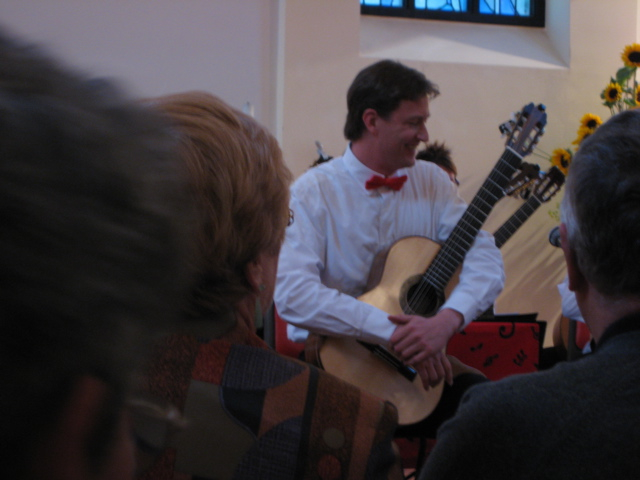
{"left": 360, "top": 0, "right": 404, "bottom": 6}
{"left": 515, "top": 0, "right": 531, "bottom": 15}
{"left": 479, "top": 0, "right": 494, "bottom": 14}
{"left": 419, "top": 0, "right": 468, "bottom": 11}
{"left": 502, "top": 0, "right": 516, "bottom": 15}
{"left": 479, "top": 0, "right": 531, "bottom": 16}
{"left": 362, "top": 0, "right": 541, "bottom": 25}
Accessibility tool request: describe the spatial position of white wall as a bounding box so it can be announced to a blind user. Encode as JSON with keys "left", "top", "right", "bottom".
{"left": 0, "top": 0, "right": 280, "bottom": 130}
{"left": 1, "top": 0, "right": 638, "bottom": 346}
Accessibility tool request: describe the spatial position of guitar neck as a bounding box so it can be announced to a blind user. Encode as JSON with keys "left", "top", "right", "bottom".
{"left": 424, "top": 147, "right": 523, "bottom": 291}
{"left": 493, "top": 194, "right": 543, "bottom": 248}
{"left": 494, "top": 165, "right": 565, "bottom": 249}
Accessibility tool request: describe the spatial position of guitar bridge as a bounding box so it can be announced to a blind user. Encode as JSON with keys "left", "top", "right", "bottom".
{"left": 358, "top": 341, "right": 417, "bottom": 382}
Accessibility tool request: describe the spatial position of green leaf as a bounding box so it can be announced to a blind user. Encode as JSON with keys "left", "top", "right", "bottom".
{"left": 616, "top": 66, "right": 636, "bottom": 83}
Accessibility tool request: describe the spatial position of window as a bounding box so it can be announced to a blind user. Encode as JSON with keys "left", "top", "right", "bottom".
{"left": 360, "top": 0, "right": 545, "bottom": 28}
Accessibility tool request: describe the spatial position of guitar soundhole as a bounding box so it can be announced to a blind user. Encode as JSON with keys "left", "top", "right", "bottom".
{"left": 400, "top": 275, "right": 444, "bottom": 317}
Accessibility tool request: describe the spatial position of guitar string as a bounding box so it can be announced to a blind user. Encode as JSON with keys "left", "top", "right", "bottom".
{"left": 404, "top": 105, "right": 548, "bottom": 313}
{"left": 428, "top": 152, "right": 519, "bottom": 268}
{"left": 493, "top": 196, "right": 541, "bottom": 248}
{"left": 406, "top": 149, "right": 522, "bottom": 312}
{"left": 442, "top": 155, "right": 562, "bottom": 255}
{"left": 491, "top": 167, "right": 564, "bottom": 247}
{"left": 406, "top": 146, "right": 557, "bottom": 309}
{"left": 407, "top": 172, "right": 510, "bottom": 307}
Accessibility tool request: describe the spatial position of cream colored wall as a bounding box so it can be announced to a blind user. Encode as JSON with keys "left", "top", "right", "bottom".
{"left": 279, "top": 0, "right": 640, "bottom": 346}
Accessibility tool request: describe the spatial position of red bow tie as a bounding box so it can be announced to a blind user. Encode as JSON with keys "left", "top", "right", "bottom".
{"left": 365, "top": 174, "right": 407, "bottom": 191}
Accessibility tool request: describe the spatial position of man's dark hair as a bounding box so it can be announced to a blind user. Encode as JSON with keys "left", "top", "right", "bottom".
{"left": 343, "top": 59, "right": 439, "bottom": 142}
{"left": 0, "top": 31, "right": 190, "bottom": 477}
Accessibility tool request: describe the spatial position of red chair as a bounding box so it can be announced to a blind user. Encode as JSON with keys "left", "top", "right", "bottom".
{"left": 447, "top": 314, "right": 545, "bottom": 381}
{"left": 273, "top": 306, "right": 305, "bottom": 359}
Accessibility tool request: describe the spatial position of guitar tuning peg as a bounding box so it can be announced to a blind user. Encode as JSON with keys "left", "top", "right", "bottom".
{"left": 315, "top": 141, "right": 328, "bottom": 158}
{"left": 311, "top": 141, "right": 333, "bottom": 168}
{"left": 499, "top": 119, "right": 516, "bottom": 136}
{"left": 504, "top": 162, "right": 540, "bottom": 197}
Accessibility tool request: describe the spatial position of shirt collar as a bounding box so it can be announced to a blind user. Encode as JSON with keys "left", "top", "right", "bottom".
{"left": 343, "top": 144, "right": 409, "bottom": 193}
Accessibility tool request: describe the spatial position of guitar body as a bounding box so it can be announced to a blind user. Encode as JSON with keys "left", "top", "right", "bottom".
{"left": 319, "top": 236, "right": 461, "bottom": 425}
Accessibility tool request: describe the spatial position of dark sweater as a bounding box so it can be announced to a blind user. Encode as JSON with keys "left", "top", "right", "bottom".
{"left": 420, "top": 312, "right": 640, "bottom": 480}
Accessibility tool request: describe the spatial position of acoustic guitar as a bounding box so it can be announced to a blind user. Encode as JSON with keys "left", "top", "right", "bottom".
{"left": 317, "top": 103, "right": 548, "bottom": 425}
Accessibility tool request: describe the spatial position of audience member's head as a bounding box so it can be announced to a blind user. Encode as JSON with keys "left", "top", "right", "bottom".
{"left": 343, "top": 59, "right": 439, "bottom": 142}
{"left": 148, "top": 91, "right": 292, "bottom": 322}
{"left": 560, "top": 108, "right": 640, "bottom": 337}
{"left": 416, "top": 141, "right": 458, "bottom": 185}
{"left": 0, "top": 31, "right": 189, "bottom": 479}
{"left": 139, "top": 92, "right": 402, "bottom": 480}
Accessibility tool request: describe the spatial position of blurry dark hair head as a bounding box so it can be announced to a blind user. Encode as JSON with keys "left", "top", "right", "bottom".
{"left": 416, "top": 141, "right": 457, "bottom": 177}
{"left": 147, "top": 91, "right": 293, "bottom": 317}
{"left": 561, "top": 108, "right": 640, "bottom": 298}
{"left": 0, "top": 31, "right": 190, "bottom": 477}
{"left": 343, "top": 60, "right": 439, "bottom": 142}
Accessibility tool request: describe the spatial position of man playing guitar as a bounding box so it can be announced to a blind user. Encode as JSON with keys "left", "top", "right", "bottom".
{"left": 275, "top": 60, "right": 505, "bottom": 429}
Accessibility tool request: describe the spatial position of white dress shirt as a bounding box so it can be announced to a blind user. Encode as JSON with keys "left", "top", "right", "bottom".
{"left": 557, "top": 275, "right": 584, "bottom": 323}
{"left": 275, "top": 145, "right": 505, "bottom": 344}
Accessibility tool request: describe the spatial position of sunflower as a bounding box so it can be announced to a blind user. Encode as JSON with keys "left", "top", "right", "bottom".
{"left": 579, "top": 113, "right": 602, "bottom": 131}
{"left": 572, "top": 126, "right": 593, "bottom": 147}
{"left": 550, "top": 148, "right": 572, "bottom": 176}
{"left": 603, "top": 82, "right": 623, "bottom": 104}
{"left": 621, "top": 43, "right": 640, "bottom": 68}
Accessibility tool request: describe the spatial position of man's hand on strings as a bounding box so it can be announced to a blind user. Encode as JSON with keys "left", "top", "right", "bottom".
{"left": 388, "top": 308, "right": 464, "bottom": 388}
{"left": 412, "top": 352, "right": 452, "bottom": 389}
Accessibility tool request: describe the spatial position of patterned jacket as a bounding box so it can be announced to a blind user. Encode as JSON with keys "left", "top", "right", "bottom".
{"left": 140, "top": 323, "right": 402, "bottom": 480}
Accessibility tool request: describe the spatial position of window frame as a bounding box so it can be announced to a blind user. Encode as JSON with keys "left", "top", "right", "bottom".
{"left": 360, "top": 1, "right": 545, "bottom": 28}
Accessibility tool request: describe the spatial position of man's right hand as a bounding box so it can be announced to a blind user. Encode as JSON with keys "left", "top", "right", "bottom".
{"left": 413, "top": 351, "right": 453, "bottom": 389}
{"left": 388, "top": 309, "right": 463, "bottom": 388}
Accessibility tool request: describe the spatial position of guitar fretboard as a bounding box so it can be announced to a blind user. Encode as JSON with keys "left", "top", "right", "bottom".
{"left": 493, "top": 166, "right": 564, "bottom": 249}
{"left": 423, "top": 147, "right": 523, "bottom": 291}
{"left": 493, "top": 195, "right": 542, "bottom": 248}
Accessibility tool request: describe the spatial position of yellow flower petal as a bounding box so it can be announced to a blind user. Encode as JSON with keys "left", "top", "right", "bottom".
{"left": 572, "top": 127, "right": 593, "bottom": 147}
{"left": 603, "top": 82, "right": 623, "bottom": 104}
{"left": 579, "top": 113, "right": 602, "bottom": 131}
{"left": 622, "top": 43, "right": 640, "bottom": 68}
{"left": 550, "top": 148, "right": 571, "bottom": 176}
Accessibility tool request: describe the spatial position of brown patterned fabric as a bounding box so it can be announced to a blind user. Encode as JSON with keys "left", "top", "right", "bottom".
{"left": 141, "top": 328, "right": 402, "bottom": 480}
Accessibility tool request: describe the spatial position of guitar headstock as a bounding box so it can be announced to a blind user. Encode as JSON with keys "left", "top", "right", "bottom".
{"left": 505, "top": 162, "right": 541, "bottom": 197}
{"left": 532, "top": 166, "right": 565, "bottom": 202}
{"left": 500, "top": 103, "right": 547, "bottom": 158}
